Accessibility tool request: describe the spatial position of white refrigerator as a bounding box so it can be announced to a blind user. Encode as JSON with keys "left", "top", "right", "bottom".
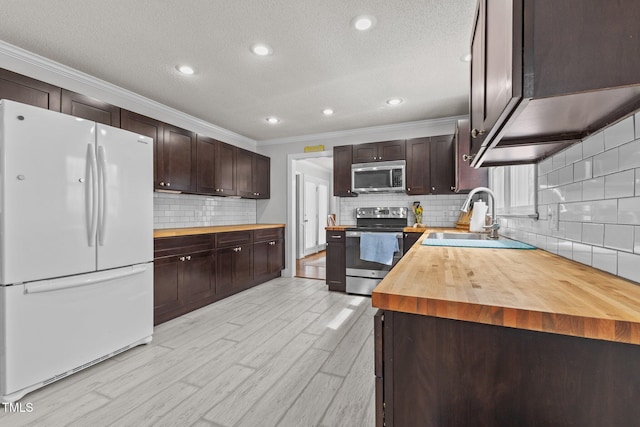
{"left": 0, "top": 99, "right": 154, "bottom": 403}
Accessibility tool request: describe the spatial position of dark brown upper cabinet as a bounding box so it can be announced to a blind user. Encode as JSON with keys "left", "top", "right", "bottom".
{"left": 333, "top": 145, "right": 356, "bottom": 197}
{"left": 352, "top": 140, "right": 406, "bottom": 163}
{"left": 0, "top": 68, "right": 61, "bottom": 111}
{"left": 121, "top": 110, "right": 196, "bottom": 192}
{"left": 470, "top": 0, "right": 640, "bottom": 167}
{"left": 454, "top": 119, "right": 488, "bottom": 192}
{"left": 236, "top": 148, "right": 270, "bottom": 199}
{"left": 61, "top": 89, "right": 120, "bottom": 126}
{"left": 196, "top": 135, "right": 238, "bottom": 196}
{"left": 406, "top": 136, "right": 454, "bottom": 195}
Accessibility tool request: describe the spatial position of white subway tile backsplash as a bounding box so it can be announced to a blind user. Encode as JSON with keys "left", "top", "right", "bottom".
{"left": 572, "top": 243, "right": 592, "bottom": 266}
{"left": 153, "top": 193, "right": 257, "bottom": 229}
{"left": 618, "top": 197, "right": 640, "bottom": 225}
{"left": 558, "top": 240, "right": 573, "bottom": 259}
{"left": 582, "top": 132, "right": 605, "bottom": 158}
{"left": 636, "top": 168, "right": 640, "bottom": 196}
{"left": 604, "top": 116, "right": 635, "bottom": 150}
{"left": 582, "top": 223, "right": 604, "bottom": 246}
{"left": 582, "top": 177, "right": 604, "bottom": 201}
{"left": 564, "top": 143, "right": 583, "bottom": 164}
{"left": 564, "top": 221, "right": 582, "bottom": 241}
{"left": 604, "top": 224, "right": 635, "bottom": 252}
{"left": 558, "top": 165, "right": 573, "bottom": 186}
{"left": 637, "top": 112, "right": 640, "bottom": 138}
{"left": 552, "top": 152, "right": 566, "bottom": 171}
{"left": 592, "top": 247, "right": 617, "bottom": 275}
{"left": 618, "top": 252, "right": 640, "bottom": 283}
{"left": 538, "top": 157, "right": 553, "bottom": 175}
{"left": 573, "top": 158, "right": 592, "bottom": 182}
{"left": 592, "top": 148, "right": 619, "bottom": 177}
{"left": 618, "top": 139, "right": 640, "bottom": 171}
{"left": 560, "top": 199, "right": 617, "bottom": 223}
{"left": 604, "top": 170, "right": 635, "bottom": 199}
{"left": 636, "top": 225, "right": 640, "bottom": 254}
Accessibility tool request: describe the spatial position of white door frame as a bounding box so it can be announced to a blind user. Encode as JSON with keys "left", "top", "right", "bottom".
{"left": 286, "top": 151, "right": 336, "bottom": 278}
{"left": 302, "top": 174, "right": 330, "bottom": 257}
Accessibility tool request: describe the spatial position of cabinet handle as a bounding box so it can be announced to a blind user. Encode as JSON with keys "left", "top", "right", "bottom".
{"left": 432, "top": 186, "right": 436, "bottom": 191}
{"left": 179, "top": 256, "right": 185, "bottom": 261}
{"left": 331, "top": 235, "right": 342, "bottom": 239}
{"left": 451, "top": 186, "right": 456, "bottom": 191}
{"left": 471, "top": 128, "right": 485, "bottom": 138}
{"left": 160, "top": 182, "right": 165, "bottom": 186}
{"left": 166, "top": 182, "right": 171, "bottom": 187}
{"left": 462, "top": 153, "right": 474, "bottom": 162}
{"left": 407, "top": 187, "right": 410, "bottom": 191}
{"left": 186, "top": 255, "right": 191, "bottom": 260}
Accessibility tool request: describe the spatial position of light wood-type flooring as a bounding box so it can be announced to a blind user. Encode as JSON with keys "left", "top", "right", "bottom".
{"left": 296, "top": 251, "right": 326, "bottom": 281}
{"left": 2, "top": 277, "right": 376, "bottom": 427}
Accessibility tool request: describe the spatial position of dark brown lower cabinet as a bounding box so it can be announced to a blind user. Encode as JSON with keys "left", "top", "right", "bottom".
{"left": 376, "top": 310, "right": 640, "bottom": 427}
{"left": 154, "top": 227, "right": 284, "bottom": 325}
{"left": 402, "top": 232, "right": 421, "bottom": 253}
{"left": 216, "top": 244, "right": 253, "bottom": 297}
{"left": 325, "top": 231, "right": 346, "bottom": 292}
{"left": 153, "top": 235, "right": 215, "bottom": 325}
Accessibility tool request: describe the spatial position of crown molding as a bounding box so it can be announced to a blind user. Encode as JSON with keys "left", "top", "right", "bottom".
{"left": 257, "top": 115, "right": 469, "bottom": 147}
{"left": 0, "top": 40, "right": 256, "bottom": 149}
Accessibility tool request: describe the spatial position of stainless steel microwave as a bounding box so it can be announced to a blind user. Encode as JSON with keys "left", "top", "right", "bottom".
{"left": 351, "top": 160, "right": 406, "bottom": 193}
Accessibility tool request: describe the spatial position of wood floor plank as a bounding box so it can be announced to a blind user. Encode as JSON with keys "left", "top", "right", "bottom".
{"left": 23, "top": 392, "right": 110, "bottom": 427}
{"left": 276, "top": 372, "right": 344, "bottom": 427}
{"left": 155, "top": 364, "right": 255, "bottom": 427}
{"left": 320, "top": 334, "right": 376, "bottom": 427}
{"left": 320, "top": 309, "right": 374, "bottom": 377}
{"left": 203, "top": 332, "right": 319, "bottom": 426}
{"left": 313, "top": 297, "right": 369, "bottom": 352}
{"left": 235, "top": 347, "right": 331, "bottom": 427}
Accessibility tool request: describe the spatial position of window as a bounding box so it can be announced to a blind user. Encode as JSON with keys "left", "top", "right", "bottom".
{"left": 489, "top": 164, "right": 537, "bottom": 216}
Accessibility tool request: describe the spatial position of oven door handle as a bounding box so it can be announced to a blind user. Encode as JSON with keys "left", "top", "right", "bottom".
{"left": 346, "top": 231, "right": 403, "bottom": 238}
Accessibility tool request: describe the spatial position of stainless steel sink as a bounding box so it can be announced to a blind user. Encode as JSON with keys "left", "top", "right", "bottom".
{"left": 426, "top": 232, "right": 494, "bottom": 240}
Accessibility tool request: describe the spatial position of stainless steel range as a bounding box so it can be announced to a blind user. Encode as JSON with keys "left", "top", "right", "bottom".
{"left": 345, "top": 207, "right": 408, "bottom": 295}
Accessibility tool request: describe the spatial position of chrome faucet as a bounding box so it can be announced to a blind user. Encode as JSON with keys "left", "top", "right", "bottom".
{"left": 460, "top": 186, "right": 500, "bottom": 239}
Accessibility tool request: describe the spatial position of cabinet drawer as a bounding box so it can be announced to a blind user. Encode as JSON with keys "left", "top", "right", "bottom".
{"left": 154, "top": 235, "right": 214, "bottom": 258}
{"left": 326, "top": 231, "right": 345, "bottom": 242}
{"left": 254, "top": 227, "right": 284, "bottom": 242}
{"left": 216, "top": 231, "right": 253, "bottom": 248}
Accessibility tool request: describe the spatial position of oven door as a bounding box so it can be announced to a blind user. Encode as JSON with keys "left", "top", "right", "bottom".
{"left": 345, "top": 231, "right": 403, "bottom": 295}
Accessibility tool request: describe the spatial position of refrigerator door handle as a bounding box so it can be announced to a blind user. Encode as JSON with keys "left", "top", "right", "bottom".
{"left": 24, "top": 264, "right": 148, "bottom": 294}
{"left": 86, "top": 143, "right": 99, "bottom": 247}
{"left": 97, "top": 144, "right": 107, "bottom": 246}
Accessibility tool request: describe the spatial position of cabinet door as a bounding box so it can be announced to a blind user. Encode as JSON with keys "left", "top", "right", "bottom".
{"left": 326, "top": 231, "right": 346, "bottom": 292}
{"left": 153, "top": 256, "right": 180, "bottom": 324}
{"left": 469, "top": 1, "right": 486, "bottom": 157}
{"left": 61, "top": 89, "right": 120, "bottom": 126}
{"left": 196, "top": 135, "right": 217, "bottom": 194}
{"left": 377, "top": 140, "right": 406, "bottom": 161}
{"left": 403, "top": 232, "right": 421, "bottom": 253}
{"left": 179, "top": 251, "right": 215, "bottom": 305}
{"left": 121, "top": 110, "right": 163, "bottom": 188}
{"left": 0, "top": 68, "right": 61, "bottom": 111}
{"left": 217, "top": 244, "right": 253, "bottom": 296}
{"left": 253, "top": 241, "right": 270, "bottom": 282}
{"left": 159, "top": 124, "right": 197, "bottom": 192}
{"left": 429, "top": 135, "right": 454, "bottom": 194}
{"left": 333, "top": 145, "right": 355, "bottom": 196}
{"left": 269, "top": 239, "right": 284, "bottom": 274}
{"left": 352, "top": 142, "right": 377, "bottom": 163}
{"left": 454, "top": 119, "right": 488, "bottom": 192}
{"left": 254, "top": 154, "right": 270, "bottom": 199}
{"left": 236, "top": 148, "right": 254, "bottom": 198}
{"left": 405, "top": 137, "right": 431, "bottom": 195}
{"left": 215, "top": 141, "right": 236, "bottom": 195}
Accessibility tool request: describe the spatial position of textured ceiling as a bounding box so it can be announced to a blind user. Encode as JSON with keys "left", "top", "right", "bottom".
{"left": 0, "top": 0, "right": 477, "bottom": 142}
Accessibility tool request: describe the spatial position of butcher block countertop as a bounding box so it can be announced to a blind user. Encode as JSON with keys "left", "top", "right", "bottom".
{"left": 325, "top": 226, "right": 425, "bottom": 233}
{"left": 154, "top": 224, "right": 285, "bottom": 238}
{"left": 372, "top": 228, "right": 640, "bottom": 345}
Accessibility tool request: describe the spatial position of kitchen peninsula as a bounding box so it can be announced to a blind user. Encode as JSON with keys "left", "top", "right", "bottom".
{"left": 372, "top": 229, "right": 640, "bottom": 427}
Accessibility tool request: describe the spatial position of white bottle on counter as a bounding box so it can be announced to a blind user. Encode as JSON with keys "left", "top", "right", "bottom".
{"left": 469, "top": 199, "right": 488, "bottom": 232}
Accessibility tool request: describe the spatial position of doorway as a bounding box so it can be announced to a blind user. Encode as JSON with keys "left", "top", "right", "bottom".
{"left": 293, "top": 156, "right": 335, "bottom": 280}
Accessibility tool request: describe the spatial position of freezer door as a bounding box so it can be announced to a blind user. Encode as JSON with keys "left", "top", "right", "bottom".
{"left": 96, "top": 124, "right": 153, "bottom": 269}
{"left": 0, "top": 100, "right": 97, "bottom": 285}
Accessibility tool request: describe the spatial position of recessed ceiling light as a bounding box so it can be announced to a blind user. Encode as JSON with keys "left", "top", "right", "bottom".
{"left": 176, "top": 65, "right": 195, "bottom": 75}
{"left": 460, "top": 53, "right": 472, "bottom": 62}
{"left": 386, "top": 98, "right": 403, "bottom": 106}
{"left": 251, "top": 43, "right": 273, "bottom": 56}
{"left": 266, "top": 117, "right": 280, "bottom": 124}
{"left": 352, "top": 15, "right": 376, "bottom": 31}
{"left": 322, "top": 108, "right": 334, "bottom": 116}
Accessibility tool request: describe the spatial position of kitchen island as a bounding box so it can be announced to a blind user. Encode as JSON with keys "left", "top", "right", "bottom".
{"left": 372, "top": 228, "right": 640, "bottom": 427}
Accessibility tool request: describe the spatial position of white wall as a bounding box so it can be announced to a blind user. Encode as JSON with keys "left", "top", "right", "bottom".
{"left": 502, "top": 111, "right": 640, "bottom": 284}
